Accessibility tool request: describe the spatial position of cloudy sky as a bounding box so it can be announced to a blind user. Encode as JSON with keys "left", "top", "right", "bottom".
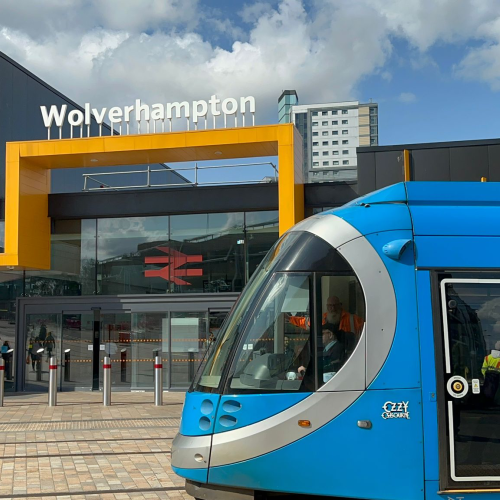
{"left": 1, "top": 0, "right": 500, "bottom": 145}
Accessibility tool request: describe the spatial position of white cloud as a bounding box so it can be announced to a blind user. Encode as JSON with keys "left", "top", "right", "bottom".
{"left": 398, "top": 92, "right": 417, "bottom": 103}
{"left": 239, "top": 2, "right": 273, "bottom": 23}
{"left": 1, "top": 0, "right": 500, "bottom": 129}
{"left": 454, "top": 17, "right": 500, "bottom": 90}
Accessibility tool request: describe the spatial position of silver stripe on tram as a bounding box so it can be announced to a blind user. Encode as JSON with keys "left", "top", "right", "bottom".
{"left": 172, "top": 434, "right": 212, "bottom": 470}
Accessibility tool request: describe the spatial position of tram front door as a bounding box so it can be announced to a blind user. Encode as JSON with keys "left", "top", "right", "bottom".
{"left": 440, "top": 278, "right": 500, "bottom": 489}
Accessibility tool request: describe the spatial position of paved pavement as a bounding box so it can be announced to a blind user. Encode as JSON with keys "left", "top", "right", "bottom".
{"left": 0, "top": 392, "right": 194, "bottom": 500}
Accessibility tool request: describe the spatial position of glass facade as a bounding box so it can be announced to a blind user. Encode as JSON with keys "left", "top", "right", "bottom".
{"left": 0, "top": 210, "right": 279, "bottom": 392}
{"left": 16, "top": 210, "right": 279, "bottom": 297}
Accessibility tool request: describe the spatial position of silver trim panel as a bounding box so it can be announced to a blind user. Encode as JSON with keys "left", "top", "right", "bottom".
{"left": 171, "top": 433, "right": 211, "bottom": 469}
{"left": 336, "top": 236, "right": 397, "bottom": 386}
{"left": 290, "top": 214, "right": 362, "bottom": 249}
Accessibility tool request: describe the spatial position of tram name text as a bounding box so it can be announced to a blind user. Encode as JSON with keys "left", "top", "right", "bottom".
{"left": 381, "top": 401, "right": 410, "bottom": 420}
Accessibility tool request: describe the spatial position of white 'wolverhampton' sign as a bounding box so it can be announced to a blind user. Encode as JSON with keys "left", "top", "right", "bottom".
{"left": 40, "top": 95, "right": 256, "bottom": 139}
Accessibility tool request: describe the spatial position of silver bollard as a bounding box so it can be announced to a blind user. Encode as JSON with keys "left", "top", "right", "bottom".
{"left": 0, "top": 359, "right": 4, "bottom": 407}
{"left": 48, "top": 356, "right": 57, "bottom": 407}
{"left": 154, "top": 356, "right": 163, "bottom": 406}
{"left": 103, "top": 356, "right": 111, "bottom": 406}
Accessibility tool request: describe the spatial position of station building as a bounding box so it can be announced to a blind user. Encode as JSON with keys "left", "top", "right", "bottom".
{"left": 0, "top": 50, "right": 498, "bottom": 394}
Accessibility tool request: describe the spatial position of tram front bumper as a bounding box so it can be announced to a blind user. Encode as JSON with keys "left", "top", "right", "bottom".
{"left": 186, "top": 480, "right": 254, "bottom": 500}
{"left": 171, "top": 433, "right": 211, "bottom": 483}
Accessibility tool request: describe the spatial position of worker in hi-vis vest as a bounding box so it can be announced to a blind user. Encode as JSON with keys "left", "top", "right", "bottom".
{"left": 482, "top": 341, "right": 500, "bottom": 402}
{"left": 482, "top": 341, "right": 500, "bottom": 377}
{"left": 288, "top": 296, "right": 364, "bottom": 336}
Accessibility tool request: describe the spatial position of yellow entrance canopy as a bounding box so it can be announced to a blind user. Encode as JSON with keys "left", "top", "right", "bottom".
{"left": 2, "top": 123, "right": 303, "bottom": 269}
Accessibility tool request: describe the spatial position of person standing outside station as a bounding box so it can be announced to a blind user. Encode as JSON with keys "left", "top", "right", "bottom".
{"left": 38, "top": 323, "right": 47, "bottom": 342}
{"left": 1, "top": 341, "right": 13, "bottom": 380}
{"left": 44, "top": 331, "right": 55, "bottom": 362}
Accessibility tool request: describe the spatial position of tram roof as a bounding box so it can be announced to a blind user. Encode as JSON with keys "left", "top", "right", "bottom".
{"left": 325, "top": 181, "right": 500, "bottom": 243}
{"left": 355, "top": 181, "right": 500, "bottom": 206}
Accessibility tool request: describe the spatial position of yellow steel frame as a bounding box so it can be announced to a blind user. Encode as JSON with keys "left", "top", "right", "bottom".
{"left": 2, "top": 123, "right": 303, "bottom": 270}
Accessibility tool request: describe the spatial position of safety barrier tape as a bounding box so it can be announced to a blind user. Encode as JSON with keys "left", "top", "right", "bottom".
{"left": 63, "top": 358, "right": 202, "bottom": 363}
{"left": 30, "top": 338, "right": 211, "bottom": 343}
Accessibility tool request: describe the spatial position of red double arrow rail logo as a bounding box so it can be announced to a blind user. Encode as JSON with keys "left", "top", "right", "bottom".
{"left": 144, "top": 247, "right": 203, "bottom": 285}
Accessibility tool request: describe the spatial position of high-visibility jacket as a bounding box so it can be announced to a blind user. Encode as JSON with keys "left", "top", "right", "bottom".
{"left": 481, "top": 353, "right": 500, "bottom": 377}
{"left": 289, "top": 310, "right": 364, "bottom": 335}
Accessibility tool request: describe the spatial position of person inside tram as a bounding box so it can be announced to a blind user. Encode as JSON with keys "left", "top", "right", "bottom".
{"left": 287, "top": 296, "right": 364, "bottom": 337}
{"left": 482, "top": 340, "right": 500, "bottom": 403}
{"left": 298, "top": 323, "right": 345, "bottom": 380}
{"left": 284, "top": 335, "right": 311, "bottom": 376}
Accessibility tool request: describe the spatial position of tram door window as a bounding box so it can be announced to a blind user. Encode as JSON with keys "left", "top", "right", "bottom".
{"left": 316, "top": 275, "right": 364, "bottom": 387}
{"left": 229, "top": 273, "right": 314, "bottom": 391}
{"left": 441, "top": 280, "right": 500, "bottom": 486}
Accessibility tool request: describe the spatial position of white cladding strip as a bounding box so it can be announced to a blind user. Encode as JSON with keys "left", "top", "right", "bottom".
{"left": 171, "top": 433, "right": 212, "bottom": 470}
{"left": 210, "top": 391, "right": 361, "bottom": 467}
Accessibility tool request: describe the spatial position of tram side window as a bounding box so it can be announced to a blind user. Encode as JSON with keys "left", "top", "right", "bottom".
{"left": 229, "top": 273, "right": 314, "bottom": 391}
{"left": 315, "top": 275, "right": 365, "bottom": 387}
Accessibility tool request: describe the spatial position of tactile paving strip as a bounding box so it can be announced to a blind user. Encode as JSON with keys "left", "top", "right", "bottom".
{"left": 0, "top": 417, "right": 181, "bottom": 432}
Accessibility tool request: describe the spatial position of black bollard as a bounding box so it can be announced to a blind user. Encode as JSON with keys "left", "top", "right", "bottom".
{"left": 120, "top": 349, "right": 127, "bottom": 383}
{"left": 64, "top": 350, "right": 71, "bottom": 382}
{"left": 188, "top": 351, "right": 194, "bottom": 382}
{"left": 36, "top": 348, "right": 44, "bottom": 381}
{"left": 36, "top": 358, "right": 42, "bottom": 381}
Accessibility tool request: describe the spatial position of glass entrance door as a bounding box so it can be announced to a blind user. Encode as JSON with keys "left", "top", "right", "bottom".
{"left": 440, "top": 278, "right": 500, "bottom": 486}
{"left": 61, "top": 313, "right": 95, "bottom": 391}
{"left": 170, "top": 311, "right": 208, "bottom": 388}
{"left": 100, "top": 312, "right": 132, "bottom": 391}
{"left": 25, "top": 313, "right": 61, "bottom": 392}
{"left": 18, "top": 294, "right": 238, "bottom": 392}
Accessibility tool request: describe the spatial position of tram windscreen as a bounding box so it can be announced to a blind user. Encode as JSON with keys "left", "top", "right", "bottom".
{"left": 193, "top": 230, "right": 365, "bottom": 393}
{"left": 193, "top": 232, "right": 304, "bottom": 391}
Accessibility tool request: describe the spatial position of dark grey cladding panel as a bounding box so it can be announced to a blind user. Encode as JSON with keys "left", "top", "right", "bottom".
{"left": 449, "top": 145, "right": 489, "bottom": 181}
{"left": 48, "top": 184, "right": 279, "bottom": 219}
{"left": 0, "top": 58, "right": 14, "bottom": 143}
{"left": 374, "top": 150, "right": 405, "bottom": 191}
{"left": 0, "top": 51, "right": 188, "bottom": 197}
{"left": 487, "top": 145, "right": 500, "bottom": 182}
{"left": 357, "top": 151, "right": 376, "bottom": 195}
{"left": 304, "top": 182, "right": 358, "bottom": 206}
{"left": 411, "top": 148, "right": 450, "bottom": 181}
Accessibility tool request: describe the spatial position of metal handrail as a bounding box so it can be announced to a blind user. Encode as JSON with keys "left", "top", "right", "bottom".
{"left": 82, "top": 161, "right": 278, "bottom": 191}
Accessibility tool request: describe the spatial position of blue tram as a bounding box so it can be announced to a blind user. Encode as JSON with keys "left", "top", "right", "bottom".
{"left": 172, "top": 182, "right": 500, "bottom": 500}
